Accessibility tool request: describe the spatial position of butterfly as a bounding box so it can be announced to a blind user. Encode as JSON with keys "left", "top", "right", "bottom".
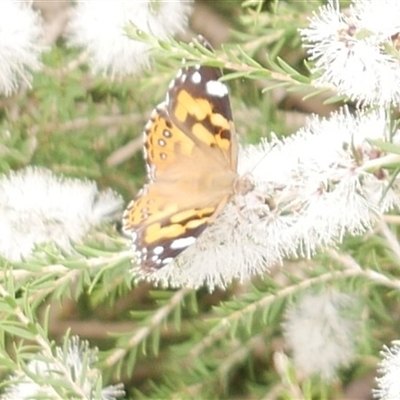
{"left": 123, "top": 36, "right": 253, "bottom": 271}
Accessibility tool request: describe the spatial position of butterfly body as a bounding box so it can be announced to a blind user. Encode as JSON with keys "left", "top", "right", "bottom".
{"left": 123, "top": 37, "right": 253, "bottom": 271}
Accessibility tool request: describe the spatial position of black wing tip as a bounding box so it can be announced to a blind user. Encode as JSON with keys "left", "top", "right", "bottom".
{"left": 191, "top": 34, "right": 213, "bottom": 52}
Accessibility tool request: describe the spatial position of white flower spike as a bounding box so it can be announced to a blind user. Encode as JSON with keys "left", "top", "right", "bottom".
{"left": 301, "top": 0, "right": 400, "bottom": 106}
{"left": 374, "top": 340, "right": 400, "bottom": 400}
{"left": 0, "top": 336, "right": 124, "bottom": 400}
{"left": 67, "top": 0, "right": 193, "bottom": 77}
{"left": 282, "top": 291, "right": 360, "bottom": 380}
{"left": 0, "top": 167, "right": 123, "bottom": 261}
{"left": 134, "top": 108, "right": 400, "bottom": 290}
{"left": 0, "top": 0, "right": 44, "bottom": 95}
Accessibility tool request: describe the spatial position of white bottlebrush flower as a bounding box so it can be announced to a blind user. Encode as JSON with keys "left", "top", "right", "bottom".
{"left": 0, "top": 0, "right": 44, "bottom": 96}
{"left": 67, "top": 0, "right": 193, "bottom": 77}
{"left": 374, "top": 340, "right": 400, "bottom": 400}
{"left": 0, "top": 167, "right": 123, "bottom": 262}
{"left": 300, "top": 0, "right": 400, "bottom": 106}
{"left": 353, "top": 0, "right": 400, "bottom": 40}
{"left": 1, "top": 336, "right": 124, "bottom": 400}
{"left": 132, "top": 108, "right": 400, "bottom": 290}
{"left": 282, "top": 291, "right": 360, "bottom": 380}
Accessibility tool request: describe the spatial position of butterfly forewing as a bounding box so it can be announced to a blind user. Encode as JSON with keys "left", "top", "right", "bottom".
{"left": 143, "top": 104, "right": 199, "bottom": 180}
{"left": 166, "top": 63, "right": 237, "bottom": 170}
{"left": 123, "top": 36, "right": 240, "bottom": 271}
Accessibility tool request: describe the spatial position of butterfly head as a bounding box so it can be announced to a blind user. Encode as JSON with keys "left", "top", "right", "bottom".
{"left": 234, "top": 174, "right": 254, "bottom": 196}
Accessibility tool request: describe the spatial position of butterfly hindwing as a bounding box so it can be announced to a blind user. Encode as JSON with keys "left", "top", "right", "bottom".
{"left": 124, "top": 185, "right": 216, "bottom": 270}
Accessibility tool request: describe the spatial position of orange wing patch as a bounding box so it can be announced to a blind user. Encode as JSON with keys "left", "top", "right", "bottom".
{"left": 143, "top": 105, "right": 197, "bottom": 179}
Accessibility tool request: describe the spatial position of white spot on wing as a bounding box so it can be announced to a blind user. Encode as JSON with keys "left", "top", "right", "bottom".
{"left": 140, "top": 208, "right": 149, "bottom": 219}
{"left": 130, "top": 232, "right": 137, "bottom": 242}
{"left": 153, "top": 246, "right": 164, "bottom": 255}
{"left": 161, "top": 257, "right": 173, "bottom": 265}
{"left": 142, "top": 146, "right": 148, "bottom": 161}
{"left": 147, "top": 164, "right": 156, "bottom": 179}
{"left": 170, "top": 236, "right": 196, "bottom": 250}
{"left": 206, "top": 80, "right": 228, "bottom": 97}
{"left": 191, "top": 71, "right": 201, "bottom": 84}
{"left": 168, "top": 80, "right": 175, "bottom": 90}
{"left": 150, "top": 107, "right": 159, "bottom": 118}
{"left": 157, "top": 101, "right": 167, "bottom": 111}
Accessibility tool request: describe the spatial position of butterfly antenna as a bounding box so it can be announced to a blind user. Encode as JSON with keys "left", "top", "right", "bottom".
{"left": 247, "top": 141, "right": 277, "bottom": 175}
